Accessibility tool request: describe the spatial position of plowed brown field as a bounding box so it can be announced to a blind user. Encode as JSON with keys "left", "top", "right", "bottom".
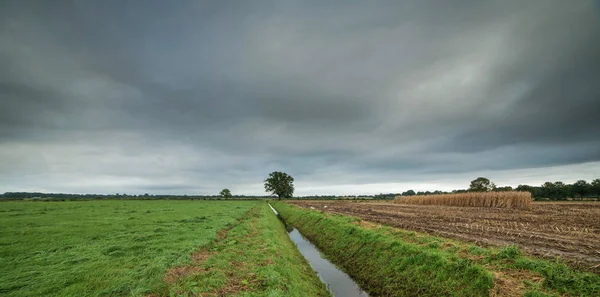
{"left": 288, "top": 200, "right": 600, "bottom": 269}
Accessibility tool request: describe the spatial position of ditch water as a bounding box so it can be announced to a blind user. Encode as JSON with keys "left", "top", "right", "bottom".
{"left": 268, "top": 203, "right": 368, "bottom": 297}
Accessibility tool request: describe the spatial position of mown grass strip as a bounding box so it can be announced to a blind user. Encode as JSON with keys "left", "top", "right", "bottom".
{"left": 155, "top": 202, "right": 330, "bottom": 297}
{"left": 273, "top": 202, "right": 600, "bottom": 297}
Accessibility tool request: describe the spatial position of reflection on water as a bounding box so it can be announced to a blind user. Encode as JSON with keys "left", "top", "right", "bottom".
{"left": 287, "top": 228, "right": 369, "bottom": 297}
{"left": 269, "top": 204, "right": 368, "bottom": 297}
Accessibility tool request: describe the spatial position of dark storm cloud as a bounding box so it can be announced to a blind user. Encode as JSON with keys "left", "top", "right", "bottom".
{"left": 446, "top": 5, "right": 600, "bottom": 153}
{"left": 1, "top": 0, "right": 599, "bottom": 194}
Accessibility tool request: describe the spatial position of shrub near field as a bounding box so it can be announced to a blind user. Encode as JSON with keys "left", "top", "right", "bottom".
{"left": 394, "top": 191, "right": 532, "bottom": 209}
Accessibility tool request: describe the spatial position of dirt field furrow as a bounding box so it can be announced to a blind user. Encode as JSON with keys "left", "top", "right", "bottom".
{"left": 288, "top": 200, "right": 600, "bottom": 269}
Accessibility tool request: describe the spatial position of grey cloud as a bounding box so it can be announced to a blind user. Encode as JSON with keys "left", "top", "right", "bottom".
{"left": 1, "top": 0, "right": 599, "bottom": 194}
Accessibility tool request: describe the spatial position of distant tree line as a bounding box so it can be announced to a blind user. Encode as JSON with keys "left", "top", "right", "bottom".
{"left": 0, "top": 192, "right": 382, "bottom": 201}
{"left": 398, "top": 178, "right": 600, "bottom": 201}
{"left": 3, "top": 177, "right": 598, "bottom": 201}
{"left": 0, "top": 192, "right": 270, "bottom": 201}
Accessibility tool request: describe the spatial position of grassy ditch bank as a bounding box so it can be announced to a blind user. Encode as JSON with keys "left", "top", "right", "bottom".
{"left": 153, "top": 202, "right": 330, "bottom": 297}
{"left": 272, "top": 202, "right": 600, "bottom": 297}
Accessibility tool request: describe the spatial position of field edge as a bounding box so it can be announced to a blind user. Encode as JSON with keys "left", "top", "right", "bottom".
{"left": 273, "top": 202, "right": 600, "bottom": 297}
{"left": 151, "top": 202, "right": 331, "bottom": 297}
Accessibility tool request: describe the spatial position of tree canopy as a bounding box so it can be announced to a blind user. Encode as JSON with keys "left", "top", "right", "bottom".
{"left": 468, "top": 177, "right": 496, "bottom": 192}
{"left": 264, "top": 171, "right": 294, "bottom": 199}
{"left": 572, "top": 180, "right": 589, "bottom": 198}
{"left": 402, "top": 190, "right": 416, "bottom": 196}
{"left": 592, "top": 179, "right": 600, "bottom": 195}
{"left": 219, "top": 188, "right": 232, "bottom": 198}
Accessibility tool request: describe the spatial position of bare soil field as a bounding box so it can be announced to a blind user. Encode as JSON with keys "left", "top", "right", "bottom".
{"left": 288, "top": 200, "right": 600, "bottom": 269}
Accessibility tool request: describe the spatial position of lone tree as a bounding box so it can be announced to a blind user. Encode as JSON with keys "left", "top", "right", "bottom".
{"left": 468, "top": 177, "right": 496, "bottom": 192}
{"left": 264, "top": 171, "right": 294, "bottom": 200}
{"left": 219, "top": 188, "right": 232, "bottom": 198}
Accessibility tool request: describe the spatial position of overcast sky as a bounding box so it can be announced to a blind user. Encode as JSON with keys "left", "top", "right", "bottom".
{"left": 1, "top": 0, "right": 599, "bottom": 195}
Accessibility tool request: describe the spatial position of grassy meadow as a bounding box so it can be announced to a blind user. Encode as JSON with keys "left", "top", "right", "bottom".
{"left": 159, "top": 202, "right": 329, "bottom": 296}
{"left": 0, "top": 200, "right": 328, "bottom": 297}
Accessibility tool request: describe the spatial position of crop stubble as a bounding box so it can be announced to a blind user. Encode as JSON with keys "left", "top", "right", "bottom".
{"left": 289, "top": 200, "right": 600, "bottom": 269}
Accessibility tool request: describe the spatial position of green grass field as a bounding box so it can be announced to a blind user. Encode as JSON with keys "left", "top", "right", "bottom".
{"left": 158, "top": 202, "right": 329, "bottom": 297}
{"left": 0, "top": 200, "right": 329, "bottom": 297}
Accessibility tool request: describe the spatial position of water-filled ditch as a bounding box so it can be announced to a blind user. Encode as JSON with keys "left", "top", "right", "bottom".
{"left": 268, "top": 203, "right": 368, "bottom": 297}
